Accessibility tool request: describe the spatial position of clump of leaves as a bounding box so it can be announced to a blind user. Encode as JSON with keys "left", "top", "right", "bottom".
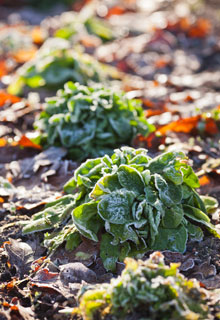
{"left": 53, "top": 11, "right": 115, "bottom": 42}
{"left": 0, "top": 28, "right": 33, "bottom": 56}
{"left": 34, "top": 82, "right": 154, "bottom": 160}
{"left": 74, "top": 252, "right": 211, "bottom": 320}
{"left": 7, "top": 38, "right": 104, "bottom": 96}
{"left": 23, "top": 147, "right": 219, "bottom": 271}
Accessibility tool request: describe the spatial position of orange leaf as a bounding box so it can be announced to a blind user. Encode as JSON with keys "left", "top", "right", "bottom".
{"left": 199, "top": 175, "right": 210, "bottom": 186}
{"left": 0, "top": 60, "right": 10, "bottom": 78}
{"left": 155, "top": 58, "right": 169, "bottom": 69}
{"left": 205, "top": 118, "right": 218, "bottom": 135}
{"left": 18, "top": 135, "right": 42, "bottom": 150}
{"left": 0, "top": 91, "right": 21, "bottom": 107}
{"left": 142, "top": 99, "right": 155, "bottom": 108}
{"left": 184, "top": 95, "right": 194, "bottom": 102}
{"left": 106, "top": 6, "right": 126, "bottom": 18}
{"left": 0, "top": 138, "right": 7, "bottom": 147}
{"left": 158, "top": 116, "right": 200, "bottom": 135}
{"left": 35, "top": 268, "right": 59, "bottom": 281}
{"left": 10, "top": 305, "right": 19, "bottom": 311}
{"left": 188, "top": 18, "right": 211, "bottom": 38}
{"left": 12, "top": 47, "right": 37, "bottom": 63}
{"left": 146, "top": 109, "right": 164, "bottom": 117}
{"left": 133, "top": 133, "right": 165, "bottom": 149}
{"left": 31, "top": 26, "right": 44, "bottom": 44}
{"left": 2, "top": 301, "right": 10, "bottom": 308}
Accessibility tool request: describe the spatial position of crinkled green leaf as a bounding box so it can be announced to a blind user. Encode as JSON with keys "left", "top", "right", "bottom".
{"left": 105, "top": 222, "right": 139, "bottom": 245}
{"left": 183, "top": 204, "right": 210, "bottom": 223}
{"left": 72, "top": 202, "right": 100, "bottom": 241}
{"left": 162, "top": 205, "right": 184, "bottom": 229}
{"left": 90, "top": 174, "right": 121, "bottom": 200}
{"left": 23, "top": 195, "right": 75, "bottom": 234}
{"left": 98, "top": 189, "right": 135, "bottom": 224}
{"left": 181, "top": 166, "right": 200, "bottom": 188}
{"left": 187, "top": 222, "right": 203, "bottom": 241}
{"left": 117, "top": 164, "right": 145, "bottom": 195}
{"left": 100, "top": 234, "right": 120, "bottom": 271}
{"left": 200, "top": 195, "right": 218, "bottom": 213}
{"left": 152, "top": 225, "right": 188, "bottom": 252}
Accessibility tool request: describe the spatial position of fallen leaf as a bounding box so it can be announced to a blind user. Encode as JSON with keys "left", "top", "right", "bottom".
{"left": 0, "top": 60, "right": 10, "bottom": 78}
{"left": 0, "top": 91, "right": 21, "bottom": 107}
{"left": 132, "top": 132, "right": 165, "bottom": 150}
{"left": 12, "top": 47, "right": 37, "bottom": 63}
{"left": 4, "top": 238, "right": 34, "bottom": 278}
{"left": 188, "top": 18, "right": 211, "bottom": 38}
{"left": 18, "top": 135, "right": 42, "bottom": 150}
{"left": 205, "top": 118, "right": 218, "bottom": 135}
{"left": 158, "top": 116, "right": 200, "bottom": 135}
{"left": 0, "top": 138, "right": 7, "bottom": 147}
{"left": 31, "top": 26, "right": 44, "bottom": 44}
{"left": 60, "top": 262, "right": 97, "bottom": 285}
{"left": 199, "top": 175, "right": 211, "bottom": 186}
{"left": 106, "top": 6, "right": 126, "bottom": 18}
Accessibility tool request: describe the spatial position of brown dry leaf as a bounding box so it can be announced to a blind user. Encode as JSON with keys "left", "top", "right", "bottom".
{"left": 132, "top": 132, "right": 165, "bottom": 150}
{"left": 4, "top": 239, "right": 34, "bottom": 278}
{"left": 50, "top": 238, "right": 99, "bottom": 267}
{"left": 204, "top": 118, "right": 219, "bottom": 135}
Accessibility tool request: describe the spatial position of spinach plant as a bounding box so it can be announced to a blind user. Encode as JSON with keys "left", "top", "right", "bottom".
{"left": 8, "top": 38, "right": 104, "bottom": 95}
{"left": 23, "top": 147, "right": 219, "bottom": 271}
{"left": 53, "top": 11, "right": 115, "bottom": 42}
{"left": 34, "top": 82, "right": 154, "bottom": 160}
{"left": 74, "top": 252, "right": 210, "bottom": 320}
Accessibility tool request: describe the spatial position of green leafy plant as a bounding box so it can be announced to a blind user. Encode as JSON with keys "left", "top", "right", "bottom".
{"left": 34, "top": 82, "right": 154, "bottom": 160}
{"left": 74, "top": 252, "right": 210, "bottom": 320}
{"left": 23, "top": 147, "right": 219, "bottom": 271}
{"left": 54, "top": 12, "right": 115, "bottom": 42}
{"left": 7, "top": 38, "right": 104, "bottom": 96}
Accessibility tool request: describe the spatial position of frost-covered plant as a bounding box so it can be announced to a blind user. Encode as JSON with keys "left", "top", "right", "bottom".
{"left": 33, "top": 82, "right": 154, "bottom": 160}
{"left": 52, "top": 11, "right": 115, "bottom": 42}
{"left": 23, "top": 147, "right": 219, "bottom": 271}
{"left": 8, "top": 38, "right": 104, "bottom": 95}
{"left": 74, "top": 252, "right": 211, "bottom": 320}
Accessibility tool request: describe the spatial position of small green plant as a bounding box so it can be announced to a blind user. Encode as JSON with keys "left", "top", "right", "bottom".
{"left": 54, "top": 12, "right": 115, "bottom": 42}
{"left": 74, "top": 252, "right": 211, "bottom": 320}
{"left": 33, "top": 82, "right": 154, "bottom": 160}
{"left": 23, "top": 147, "right": 219, "bottom": 271}
{"left": 7, "top": 38, "right": 104, "bottom": 96}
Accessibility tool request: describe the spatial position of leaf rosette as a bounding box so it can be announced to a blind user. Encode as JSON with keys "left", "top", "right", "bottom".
{"left": 74, "top": 252, "right": 211, "bottom": 320}
{"left": 8, "top": 38, "right": 104, "bottom": 95}
{"left": 34, "top": 82, "right": 154, "bottom": 160}
{"left": 23, "top": 147, "right": 219, "bottom": 271}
